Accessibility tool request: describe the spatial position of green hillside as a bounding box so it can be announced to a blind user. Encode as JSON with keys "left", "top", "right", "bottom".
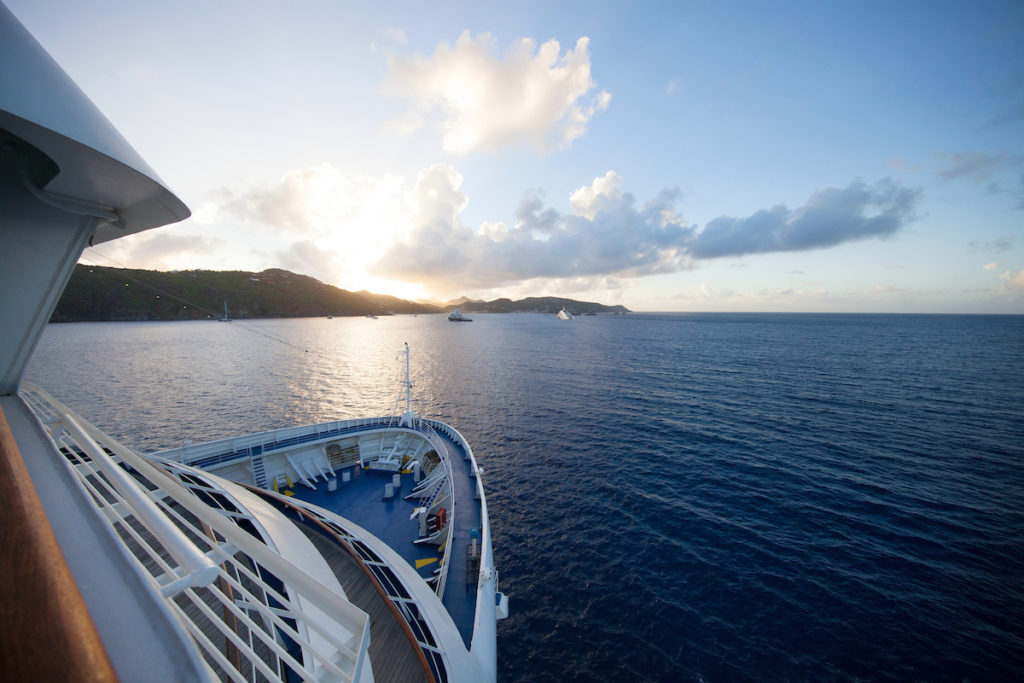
{"left": 52, "top": 266, "right": 440, "bottom": 321}
{"left": 51, "top": 265, "right": 631, "bottom": 321}
{"left": 454, "top": 296, "right": 630, "bottom": 315}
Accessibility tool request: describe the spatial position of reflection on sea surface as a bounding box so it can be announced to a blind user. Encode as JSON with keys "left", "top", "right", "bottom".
{"left": 26, "top": 313, "right": 1024, "bottom": 682}
{"left": 29, "top": 316, "right": 451, "bottom": 449}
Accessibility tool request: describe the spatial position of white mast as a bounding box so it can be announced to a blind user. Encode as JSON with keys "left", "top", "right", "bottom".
{"left": 400, "top": 342, "right": 415, "bottom": 426}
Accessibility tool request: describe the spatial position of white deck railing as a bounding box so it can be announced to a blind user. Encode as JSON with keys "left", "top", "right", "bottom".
{"left": 158, "top": 416, "right": 423, "bottom": 468}
{"left": 421, "top": 418, "right": 500, "bottom": 682}
{"left": 412, "top": 420, "right": 456, "bottom": 600}
{"left": 20, "top": 383, "right": 372, "bottom": 683}
{"left": 159, "top": 415, "right": 458, "bottom": 602}
{"left": 265, "top": 492, "right": 453, "bottom": 682}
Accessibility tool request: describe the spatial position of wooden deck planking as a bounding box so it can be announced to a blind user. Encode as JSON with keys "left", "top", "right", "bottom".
{"left": 300, "top": 526, "right": 429, "bottom": 683}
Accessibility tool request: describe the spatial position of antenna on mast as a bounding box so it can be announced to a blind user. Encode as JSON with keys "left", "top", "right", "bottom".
{"left": 400, "top": 342, "right": 415, "bottom": 426}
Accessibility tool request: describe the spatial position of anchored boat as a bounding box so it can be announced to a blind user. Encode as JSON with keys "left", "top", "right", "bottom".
{"left": 0, "top": 5, "right": 504, "bottom": 682}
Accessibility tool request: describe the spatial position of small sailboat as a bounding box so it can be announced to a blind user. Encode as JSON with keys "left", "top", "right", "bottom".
{"left": 218, "top": 300, "right": 230, "bottom": 322}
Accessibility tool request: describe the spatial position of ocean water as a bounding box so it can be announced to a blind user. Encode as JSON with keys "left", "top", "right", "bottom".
{"left": 25, "top": 313, "right": 1024, "bottom": 682}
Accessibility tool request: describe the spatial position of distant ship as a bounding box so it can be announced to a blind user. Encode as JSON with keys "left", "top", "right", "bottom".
{"left": 448, "top": 308, "right": 473, "bottom": 322}
{"left": 0, "top": 6, "right": 504, "bottom": 681}
{"left": 557, "top": 307, "right": 574, "bottom": 320}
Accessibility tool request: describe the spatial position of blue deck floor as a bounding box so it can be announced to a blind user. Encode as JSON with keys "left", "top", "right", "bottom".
{"left": 285, "top": 431, "right": 482, "bottom": 647}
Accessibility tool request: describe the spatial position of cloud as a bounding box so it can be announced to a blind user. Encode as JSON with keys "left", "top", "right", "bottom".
{"left": 371, "top": 167, "right": 692, "bottom": 292}
{"left": 1001, "top": 269, "right": 1024, "bottom": 290}
{"left": 371, "top": 26, "right": 407, "bottom": 53}
{"left": 371, "top": 168, "right": 921, "bottom": 294}
{"left": 487, "top": 274, "right": 627, "bottom": 301}
{"left": 127, "top": 233, "right": 224, "bottom": 263}
{"left": 275, "top": 240, "right": 341, "bottom": 284}
{"left": 569, "top": 170, "right": 624, "bottom": 219}
{"left": 195, "top": 164, "right": 417, "bottom": 292}
{"left": 86, "top": 232, "right": 225, "bottom": 270}
{"left": 674, "top": 284, "right": 810, "bottom": 302}
{"left": 213, "top": 164, "right": 406, "bottom": 235}
{"left": 984, "top": 262, "right": 1000, "bottom": 271}
{"left": 938, "top": 151, "right": 1024, "bottom": 208}
{"left": 383, "top": 32, "right": 610, "bottom": 155}
{"left": 688, "top": 179, "right": 920, "bottom": 259}
{"left": 939, "top": 151, "right": 1008, "bottom": 182}
{"left": 380, "top": 26, "right": 407, "bottom": 45}
{"left": 195, "top": 163, "right": 921, "bottom": 298}
{"left": 969, "top": 235, "right": 1014, "bottom": 253}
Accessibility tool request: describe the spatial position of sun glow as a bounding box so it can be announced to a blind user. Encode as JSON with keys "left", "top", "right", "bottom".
{"left": 346, "top": 274, "right": 429, "bottom": 302}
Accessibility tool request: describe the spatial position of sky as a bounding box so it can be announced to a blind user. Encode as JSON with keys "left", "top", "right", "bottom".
{"left": 9, "top": 0, "right": 1024, "bottom": 312}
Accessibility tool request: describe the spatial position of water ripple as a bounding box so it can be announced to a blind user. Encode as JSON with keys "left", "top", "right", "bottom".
{"left": 26, "top": 313, "right": 1024, "bottom": 681}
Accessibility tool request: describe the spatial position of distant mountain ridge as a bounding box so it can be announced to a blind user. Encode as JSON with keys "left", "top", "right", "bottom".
{"left": 448, "top": 296, "right": 629, "bottom": 315}
{"left": 52, "top": 266, "right": 630, "bottom": 321}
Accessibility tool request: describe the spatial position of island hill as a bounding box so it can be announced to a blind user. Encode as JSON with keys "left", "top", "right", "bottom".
{"left": 51, "top": 265, "right": 630, "bottom": 322}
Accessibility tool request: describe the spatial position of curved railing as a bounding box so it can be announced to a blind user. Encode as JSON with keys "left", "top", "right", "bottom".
{"left": 142, "top": 407, "right": 493, "bottom": 676}
{"left": 158, "top": 415, "right": 424, "bottom": 469}
{"left": 411, "top": 420, "right": 456, "bottom": 600}
{"left": 159, "top": 415, "right": 459, "bottom": 602}
{"left": 260, "top": 490, "right": 454, "bottom": 683}
{"left": 419, "top": 419, "right": 500, "bottom": 681}
{"left": 20, "top": 383, "right": 372, "bottom": 683}
{"left": 0, "top": 401, "right": 118, "bottom": 682}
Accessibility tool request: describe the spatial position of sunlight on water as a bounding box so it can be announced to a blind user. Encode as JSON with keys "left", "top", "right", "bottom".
{"left": 25, "top": 313, "right": 1024, "bottom": 682}
{"left": 28, "top": 317, "right": 431, "bottom": 449}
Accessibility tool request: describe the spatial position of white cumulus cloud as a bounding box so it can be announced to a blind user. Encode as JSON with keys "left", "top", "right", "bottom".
{"left": 570, "top": 170, "right": 624, "bottom": 220}
{"left": 1001, "top": 269, "right": 1024, "bottom": 290}
{"left": 384, "top": 32, "right": 610, "bottom": 155}
{"left": 371, "top": 168, "right": 689, "bottom": 293}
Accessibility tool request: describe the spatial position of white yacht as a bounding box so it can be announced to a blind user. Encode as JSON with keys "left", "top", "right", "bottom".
{"left": 447, "top": 308, "right": 473, "bottom": 322}
{"left": 0, "top": 5, "right": 504, "bottom": 682}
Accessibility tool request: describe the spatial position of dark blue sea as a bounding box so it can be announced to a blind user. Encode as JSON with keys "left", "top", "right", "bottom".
{"left": 26, "top": 313, "right": 1024, "bottom": 682}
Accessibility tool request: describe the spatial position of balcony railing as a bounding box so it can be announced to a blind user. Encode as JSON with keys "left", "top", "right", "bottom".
{"left": 20, "top": 382, "right": 372, "bottom": 683}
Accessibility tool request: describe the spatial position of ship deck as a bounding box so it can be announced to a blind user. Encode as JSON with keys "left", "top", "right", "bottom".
{"left": 299, "top": 528, "right": 429, "bottom": 683}
{"left": 283, "top": 430, "right": 482, "bottom": 647}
